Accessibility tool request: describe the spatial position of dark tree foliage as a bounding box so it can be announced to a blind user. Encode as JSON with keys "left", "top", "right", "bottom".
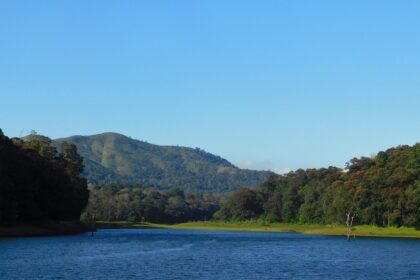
{"left": 82, "top": 185, "right": 220, "bottom": 224}
{"left": 215, "top": 145, "right": 420, "bottom": 228}
{"left": 0, "top": 131, "right": 89, "bottom": 223}
{"left": 214, "top": 187, "right": 262, "bottom": 220}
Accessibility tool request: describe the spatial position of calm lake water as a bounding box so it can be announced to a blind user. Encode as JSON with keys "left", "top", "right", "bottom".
{"left": 1, "top": 229, "right": 419, "bottom": 280}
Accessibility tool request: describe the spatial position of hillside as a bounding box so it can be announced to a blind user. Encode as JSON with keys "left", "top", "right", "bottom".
{"left": 54, "top": 133, "right": 271, "bottom": 193}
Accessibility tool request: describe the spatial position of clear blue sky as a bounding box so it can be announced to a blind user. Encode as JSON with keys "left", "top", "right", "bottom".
{"left": 1, "top": 1, "right": 419, "bottom": 173}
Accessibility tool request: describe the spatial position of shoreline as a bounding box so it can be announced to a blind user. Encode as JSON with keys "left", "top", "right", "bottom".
{"left": 2, "top": 221, "right": 419, "bottom": 239}
{"left": 97, "top": 221, "right": 420, "bottom": 239}
{"left": 0, "top": 221, "right": 90, "bottom": 238}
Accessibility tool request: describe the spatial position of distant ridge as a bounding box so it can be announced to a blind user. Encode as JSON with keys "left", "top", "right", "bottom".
{"left": 54, "top": 132, "right": 271, "bottom": 193}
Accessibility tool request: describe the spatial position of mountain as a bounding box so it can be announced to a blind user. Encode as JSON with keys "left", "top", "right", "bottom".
{"left": 53, "top": 132, "right": 271, "bottom": 193}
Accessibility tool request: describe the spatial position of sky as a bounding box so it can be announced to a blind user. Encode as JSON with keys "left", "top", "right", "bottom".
{"left": 1, "top": 1, "right": 420, "bottom": 173}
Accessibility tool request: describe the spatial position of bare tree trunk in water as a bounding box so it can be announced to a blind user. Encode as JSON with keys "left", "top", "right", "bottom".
{"left": 346, "top": 212, "right": 355, "bottom": 241}
{"left": 91, "top": 214, "right": 96, "bottom": 237}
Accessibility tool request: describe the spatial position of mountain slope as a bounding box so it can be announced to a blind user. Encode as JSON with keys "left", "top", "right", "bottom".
{"left": 54, "top": 133, "right": 271, "bottom": 193}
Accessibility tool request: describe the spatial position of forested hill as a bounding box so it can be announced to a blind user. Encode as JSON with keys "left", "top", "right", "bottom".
{"left": 215, "top": 144, "right": 420, "bottom": 228}
{"left": 54, "top": 132, "right": 271, "bottom": 193}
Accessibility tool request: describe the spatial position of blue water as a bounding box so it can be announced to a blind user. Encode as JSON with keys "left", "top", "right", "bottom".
{"left": 1, "top": 229, "right": 419, "bottom": 280}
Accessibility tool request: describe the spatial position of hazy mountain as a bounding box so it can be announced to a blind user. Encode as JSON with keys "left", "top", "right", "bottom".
{"left": 54, "top": 132, "right": 271, "bottom": 193}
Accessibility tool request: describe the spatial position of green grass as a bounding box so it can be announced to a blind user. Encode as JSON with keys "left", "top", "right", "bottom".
{"left": 4, "top": 221, "right": 417, "bottom": 238}
{"left": 95, "top": 221, "right": 170, "bottom": 230}
{"left": 96, "top": 221, "right": 420, "bottom": 239}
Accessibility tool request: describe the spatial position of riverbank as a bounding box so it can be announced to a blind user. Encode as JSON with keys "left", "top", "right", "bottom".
{"left": 0, "top": 221, "right": 90, "bottom": 238}
{"left": 3, "top": 220, "right": 419, "bottom": 238}
{"left": 97, "top": 221, "right": 420, "bottom": 238}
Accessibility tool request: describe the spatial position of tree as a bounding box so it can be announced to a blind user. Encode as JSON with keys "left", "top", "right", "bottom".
{"left": 0, "top": 130, "right": 89, "bottom": 223}
{"left": 222, "top": 187, "right": 262, "bottom": 220}
{"left": 23, "top": 135, "right": 58, "bottom": 160}
{"left": 407, "top": 143, "right": 420, "bottom": 177}
{"left": 404, "top": 182, "right": 420, "bottom": 228}
{"left": 61, "top": 141, "right": 84, "bottom": 176}
{"left": 299, "top": 181, "right": 324, "bottom": 224}
{"left": 262, "top": 191, "right": 283, "bottom": 222}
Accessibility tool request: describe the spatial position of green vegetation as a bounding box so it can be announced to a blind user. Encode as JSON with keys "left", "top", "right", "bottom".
{"left": 0, "top": 129, "right": 89, "bottom": 230}
{"left": 1, "top": 128, "right": 419, "bottom": 238}
{"left": 54, "top": 132, "right": 270, "bottom": 193}
{"left": 95, "top": 221, "right": 169, "bottom": 230}
{"left": 95, "top": 221, "right": 420, "bottom": 238}
{"left": 83, "top": 185, "right": 220, "bottom": 224}
{"left": 215, "top": 144, "right": 420, "bottom": 228}
{"left": 87, "top": 142, "right": 419, "bottom": 237}
{"left": 173, "top": 222, "right": 420, "bottom": 238}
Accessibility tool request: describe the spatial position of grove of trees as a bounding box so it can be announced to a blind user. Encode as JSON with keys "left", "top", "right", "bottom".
{"left": 0, "top": 130, "right": 89, "bottom": 223}
{"left": 83, "top": 185, "right": 220, "bottom": 224}
{"left": 215, "top": 144, "right": 420, "bottom": 228}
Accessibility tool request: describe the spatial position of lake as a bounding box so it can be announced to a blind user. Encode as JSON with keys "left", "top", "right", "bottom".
{"left": 1, "top": 229, "right": 419, "bottom": 279}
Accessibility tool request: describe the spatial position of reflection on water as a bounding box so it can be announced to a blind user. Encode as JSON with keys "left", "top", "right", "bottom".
{"left": 1, "top": 229, "right": 419, "bottom": 280}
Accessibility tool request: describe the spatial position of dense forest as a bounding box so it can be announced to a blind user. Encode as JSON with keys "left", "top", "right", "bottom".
{"left": 54, "top": 132, "right": 270, "bottom": 193}
{"left": 215, "top": 144, "right": 420, "bottom": 228}
{"left": 83, "top": 185, "right": 220, "bottom": 223}
{"left": 0, "top": 130, "right": 89, "bottom": 223}
{"left": 1, "top": 128, "right": 419, "bottom": 229}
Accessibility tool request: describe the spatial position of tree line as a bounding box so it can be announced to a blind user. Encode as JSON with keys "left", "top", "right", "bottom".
{"left": 82, "top": 184, "right": 220, "bottom": 224}
{"left": 1, "top": 128, "right": 418, "bottom": 228}
{"left": 214, "top": 144, "right": 420, "bottom": 228}
{"left": 0, "top": 130, "right": 89, "bottom": 223}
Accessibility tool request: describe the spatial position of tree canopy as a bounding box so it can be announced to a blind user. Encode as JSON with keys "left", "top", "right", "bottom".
{"left": 83, "top": 185, "right": 220, "bottom": 224}
{"left": 0, "top": 132, "right": 89, "bottom": 223}
{"left": 215, "top": 145, "right": 420, "bottom": 228}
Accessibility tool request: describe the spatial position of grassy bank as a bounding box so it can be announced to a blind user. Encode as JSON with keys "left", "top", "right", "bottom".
{"left": 173, "top": 222, "right": 420, "bottom": 238}
{"left": 97, "top": 221, "right": 420, "bottom": 239}
{"left": 4, "top": 220, "right": 418, "bottom": 238}
{"left": 0, "top": 221, "right": 90, "bottom": 238}
{"left": 96, "top": 221, "right": 169, "bottom": 230}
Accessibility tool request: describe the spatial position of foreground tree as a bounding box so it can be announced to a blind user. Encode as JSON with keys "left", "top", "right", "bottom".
{"left": 0, "top": 131, "right": 89, "bottom": 223}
